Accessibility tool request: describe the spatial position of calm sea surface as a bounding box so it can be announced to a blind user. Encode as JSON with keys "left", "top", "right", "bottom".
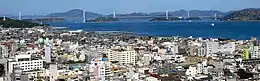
{"left": 47, "top": 20, "right": 260, "bottom": 40}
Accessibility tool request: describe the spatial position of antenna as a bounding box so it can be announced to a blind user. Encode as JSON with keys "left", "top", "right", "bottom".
{"left": 18, "top": 12, "right": 21, "bottom": 20}
{"left": 83, "top": 10, "right": 86, "bottom": 23}
{"left": 166, "top": 11, "right": 169, "bottom": 20}
{"left": 214, "top": 13, "right": 217, "bottom": 20}
{"left": 113, "top": 10, "right": 116, "bottom": 18}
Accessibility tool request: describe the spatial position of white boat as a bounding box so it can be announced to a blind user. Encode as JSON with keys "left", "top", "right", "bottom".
{"left": 211, "top": 23, "right": 215, "bottom": 26}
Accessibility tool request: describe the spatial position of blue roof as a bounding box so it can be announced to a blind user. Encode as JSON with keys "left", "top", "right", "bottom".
{"left": 102, "top": 58, "right": 107, "bottom": 61}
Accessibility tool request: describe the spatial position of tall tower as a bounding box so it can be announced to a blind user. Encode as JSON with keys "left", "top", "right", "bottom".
{"left": 214, "top": 13, "right": 217, "bottom": 20}
{"left": 166, "top": 11, "right": 169, "bottom": 20}
{"left": 18, "top": 12, "right": 21, "bottom": 20}
{"left": 83, "top": 10, "right": 86, "bottom": 23}
{"left": 113, "top": 10, "right": 116, "bottom": 18}
{"left": 45, "top": 45, "right": 51, "bottom": 63}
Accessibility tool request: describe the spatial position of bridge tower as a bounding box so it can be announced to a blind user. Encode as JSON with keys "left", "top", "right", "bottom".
{"left": 214, "top": 13, "right": 217, "bottom": 20}
{"left": 166, "top": 11, "right": 169, "bottom": 20}
{"left": 113, "top": 10, "right": 116, "bottom": 18}
{"left": 18, "top": 12, "right": 21, "bottom": 20}
{"left": 83, "top": 10, "right": 86, "bottom": 23}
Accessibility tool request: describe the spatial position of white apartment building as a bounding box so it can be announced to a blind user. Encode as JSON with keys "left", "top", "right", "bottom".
{"left": 197, "top": 42, "right": 219, "bottom": 57}
{"left": 162, "top": 54, "right": 185, "bottom": 62}
{"left": 186, "top": 66, "right": 198, "bottom": 79}
{"left": 218, "top": 42, "right": 235, "bottom": 54}
{"left": 49, "top": 64, "right": 58, "bottom": 81}
{"left": 250, "top": 46, "right": 260, "bottom": 59}
{"left": 197, "top": 42, "right": 235, "bottom": 57}
{"left": 143, "top": 54, "right": 152, "bottom": 66}
{"left": 107, "top": 49, "right": 136, "bottom": 65}
{"left": 196, "top": 60, "right": 208, "bottom": 74}
{"left": 162, "top": 42, "right": 178, "bottom": 54}
{"left": 89, "top": 57, "right": 112, "bottom": 81}
{"left": 8, "top": 54, "right": 44, "bottom": 73}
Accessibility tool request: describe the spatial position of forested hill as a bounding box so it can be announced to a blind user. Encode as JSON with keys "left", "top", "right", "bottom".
{"left": 223, "top": 8, "right": 260, "bottom": 20}
{"left": 0, "top": 17, "right": 46, "bottom": 28}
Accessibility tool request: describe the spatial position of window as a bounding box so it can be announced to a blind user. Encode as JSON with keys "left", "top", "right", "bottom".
{"left": 16, "top": 78, "right": 20, "bottom": 80}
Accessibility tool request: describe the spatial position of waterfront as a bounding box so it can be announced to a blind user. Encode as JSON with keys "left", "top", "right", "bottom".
{"left": 47, "top": 20, "right": 260, "bottom": 40}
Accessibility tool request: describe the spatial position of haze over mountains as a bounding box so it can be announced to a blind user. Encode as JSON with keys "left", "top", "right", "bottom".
{"left": 0, "top": 9, "right": 231, "bottom": 18}
{"left": 2, "top": 8, "right": 260, "bottom": 20}
{"left": 45, "top": 9, "right": 226, "bottom": 18}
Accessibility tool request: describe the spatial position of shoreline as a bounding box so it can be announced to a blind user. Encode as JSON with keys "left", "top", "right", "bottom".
{"left": 56, "top": 29, "right": 254, "bottom": 40}
{"left": 224, "top": 20, "right": 260, "bottom": 22}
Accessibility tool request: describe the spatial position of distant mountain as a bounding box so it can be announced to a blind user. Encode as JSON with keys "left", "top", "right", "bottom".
{"left": 149, "top": 10, "right": 224, "bottom": 17}
{"left": 46, "top": 9, "right": 103, "bottom": 19}
{"left": 23, "top": 18, "right": 66, "bottom": 22}
{"left": 22, "top": 15, "right": 45, "bottom": 19}
{"left": 223, "top": 8, "right": 260, "bottom": 20}
{"left": 108, "top": 12, "right": 149, "bottom": 17}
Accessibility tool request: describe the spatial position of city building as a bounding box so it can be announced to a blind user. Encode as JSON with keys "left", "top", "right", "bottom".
{"left": 250, "top": 46, "right": 260, "bottom": 59}
{"left": 243, "top": 48, "right": 250, "bottom": 60}
{"left": 218, "top": 42, "right": 236, "bottom": 54}
{"left": 89, "top": 55, "right": 112, "bottom": 81}
{"left": 107, "top": 49, "right": 136, "bottom": 65}
{"left": 44, "top": 45, "right": 51, "bottom": 63}
{"left": 49, "top": 64, "right": 58, "bottom": 81}
{"left": 8, "top": 54, "right": 44, "bottom": 73}
{"left": 197, "top": 42, "right": 219, "bottom": 57}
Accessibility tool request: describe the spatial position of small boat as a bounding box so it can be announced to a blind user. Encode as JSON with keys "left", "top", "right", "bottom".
{"left": 211, "top": 23, "right": 215, "bottom": 26}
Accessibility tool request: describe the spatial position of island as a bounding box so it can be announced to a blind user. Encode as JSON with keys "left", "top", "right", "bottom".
{"left": 0, "top": 17, "right": 47, "bottom": 28}
{"left": 35, "top": 18, "right": 66, "bottom": 22}
{"left": 86, "top": 17, "right": 119, "bottom": 22}
{"left": 150, "top": 17, "right": 202, "bottom": 22}
{"left": 223, "top": 8, "right": 260, "bottom": 21}
{"left": 185, "top": 17, "right": 202, "bottom": 20}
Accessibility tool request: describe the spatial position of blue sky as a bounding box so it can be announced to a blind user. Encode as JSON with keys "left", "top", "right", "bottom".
{"left": 1, "top": 0, "right": 260, "bottom": 15}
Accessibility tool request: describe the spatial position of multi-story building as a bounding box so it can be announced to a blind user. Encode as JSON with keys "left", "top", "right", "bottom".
{"left": 89, "top": 56, "right": 112, "bottom": 81}
{"left": 243, "top": 48, "right": 250, "bottom": 60}
{"left": 49, "top": 64, "right": 58, "bottom": 81}
{"left": 107, "top": 49, "right": 136, "bottom": 65}
{"left": 186, "top": 66, "right": 198, "bottom": 80}
{"left": 197, "top": 42, "right": 219, "bottom": 57}
{"left": 163, "top": 42, "right": 179, "bottom": 54}
{"left": 218, "top": 42, "right": 236, "bottom": 54}
{"left": 143, "top": 54, "right": 152, "bottom": 66}
{"left": 196, "top": 60, "right": 208, "bottom": 74}
{"left": 44, "top": 45, "right": 51, "bottom": 63}
{"left": 1, "top": 45, "right": 9, "bottom": 58}
{"left": 8, "top": 54, "right": 44, "bottom": 73}
{"left": 198, "top": 42, "right": 235, "bottom": 57}
{"left": 250, "top": 46, "right": 260, "bottom": 59}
